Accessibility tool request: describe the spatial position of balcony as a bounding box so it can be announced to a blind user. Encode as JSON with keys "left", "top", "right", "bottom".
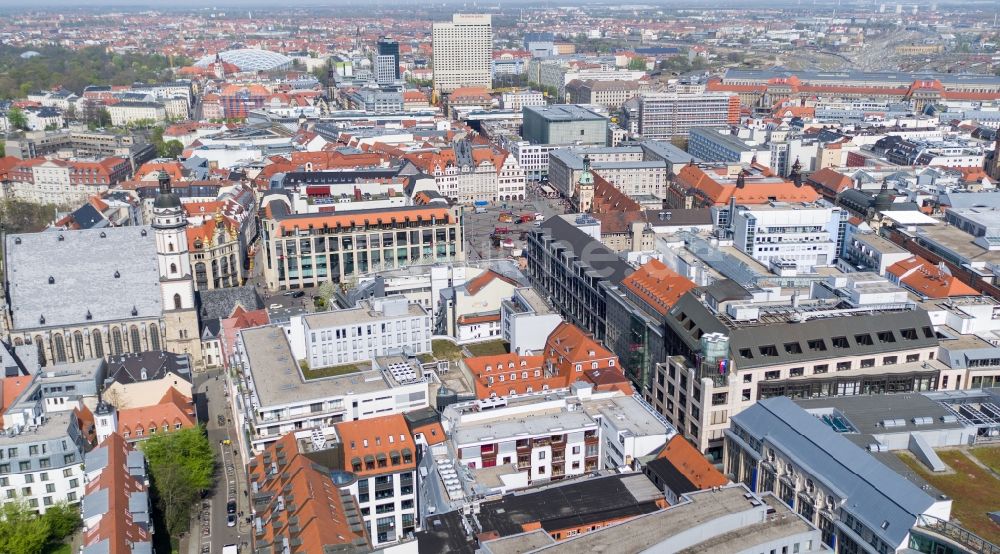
{"left": 532, "top": 438, "right": 551, "bottom": 448}
{"left": 912, "top": 515, "right": 1000, "bottom": 554}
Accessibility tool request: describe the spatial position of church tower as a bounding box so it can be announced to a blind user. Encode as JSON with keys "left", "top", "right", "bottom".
{"left": 153, "top": 171, "right": 203, "bottom": 369}
{"left": 576, "top": 155, "right": 595, "bottom": 213}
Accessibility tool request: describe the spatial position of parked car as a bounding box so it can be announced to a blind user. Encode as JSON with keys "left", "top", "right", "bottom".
{"left": 291, "top": 291, "right": 305, "bottom": 298}
{"left": 227, "top": 514, "right": 237, "bottom": 527}
{"left": 227, "top": 500, "right": 237, "bottom": 514}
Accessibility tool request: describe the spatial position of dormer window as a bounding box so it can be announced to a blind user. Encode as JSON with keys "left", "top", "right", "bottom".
{"left": 85, "top": 310, "right": 92, "bottom": 321}
{"left": 48, "top": 276, "right": 55, "bottom": 284}
{"left": 114, "top": 271, "right": 120, "bottom": 279}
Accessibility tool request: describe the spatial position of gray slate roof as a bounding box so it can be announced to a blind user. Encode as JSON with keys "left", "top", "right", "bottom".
{"left": 732, "top": 397, "right": 940, "bottom": 548}
{"left": 106, "top": 351, "right": 192, "bottom": 385}
{"left": 4, "top": 227, "right": 161, "bottom": 331}
{"left": 196, "top": 286, "right": 263, "bottom": 320}
{"left": 666, "top": 292, "right": 938, "bottom": 370}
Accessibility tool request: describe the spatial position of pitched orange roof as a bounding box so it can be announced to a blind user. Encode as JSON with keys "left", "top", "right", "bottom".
{"left": 655, "top": 435, "right": 728, "bottom": 490}
{"left": 117, "top": 387, "right": 196, "bottom": 439}
{"left": 465, "top": 270, "right": 519, "bottom": 295}
{"left": 335, "top": 414, "right": 416, "bottom": 477}
{"left": 413, "top": 422, "right": 447, "bottom": 446}
{"left": 82, "top": 433, "right": 151, "bottom": 554}
{"left": 0, "top": 376, "right": 32, "bottom": 427}
{"left": 621, "top": 259, "right": 695, "bottom": 316}
{"left": 675, "top": 164, "right": 818, "bottom": 205}
{"left": 248, "top": 434, "right": 370, "bottom": 552}
{"left": 887, "top": 256, "right": 978, "bottom": 298}
{"left": 806, "top": 167, "right": 854, "bottom": 195}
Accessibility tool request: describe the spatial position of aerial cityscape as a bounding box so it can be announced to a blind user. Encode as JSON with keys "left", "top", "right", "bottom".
{"left": 0, "top": 2, "right": 999, "bottom": 553}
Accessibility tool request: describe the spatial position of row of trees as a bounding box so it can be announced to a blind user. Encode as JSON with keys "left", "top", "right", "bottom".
{"left": 141, "top": 426, "right": 215, "bottom": 546}
{"left": 0, "top": 501, "right": 80, "bottom": 554}
{"left": 0, "top": 45, "right": 189, "bottom": 99}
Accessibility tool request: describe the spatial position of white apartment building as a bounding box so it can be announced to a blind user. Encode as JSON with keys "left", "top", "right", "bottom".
{"left": 107, "top": 102, "right": 167, "bottom": 127}
{"left": 290, "top": 296, "right": 432, "bottom": 369}
{"left": 233, "top": 325, "right": 431, "bottom": 456}
{"left": 432, "top": 14, "right": 493, "bottom": 94}
{"left": 500, "top": 90, "right": 545, "bottom": 112}
{"left": 0, "top": 350, "right": 99, "bottom": 513}
{"left": 731, "top": 202, "right": 844, "bottom": 274}
{"left": 508, "top": 142, "right": 558, "bottom": 181}
{"left": 500, "top": 287, "right": 563, "bottom": 354}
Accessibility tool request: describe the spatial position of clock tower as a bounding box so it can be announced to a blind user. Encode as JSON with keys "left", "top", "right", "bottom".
{"left": 153, "top": 171, "right": 203, "bottom": 369}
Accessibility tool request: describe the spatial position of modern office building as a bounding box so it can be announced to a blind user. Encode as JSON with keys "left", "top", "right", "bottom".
{"left": 233, "top": 325, "right": 431, "bottom": 455}
{"left": 500, "top": 287, "right": 563, "bottom": 354}
{"left": 726, "top": 397, "right": 953, "bottom": 553}
{"left": 259, "top": 200, "right": 465, "bottom": 290}
{"left": 291, "top": 295, "right": 432, "bottom": 369}
{"left": 687, "top": 127, "right": 759, "bottom": 164}
{"left": 652, "top": 276, "right": 943, "bottom": 458}
{"left": 374, "top": 37, "right": 401, "bottom": 85}
{"left": 731, "top": 202, "right": 845, "bottom": 274}
{"left": 629, "top": 91, "right": 740, "bottom": 140}
{"left": 522, "top": 105, "right": 608, "bottom": 147}
{"left": 432, "top": 14, "right": 493, "bottom": 94}
{"left": 526, "top": 215, "right": 633, "bottom": 342}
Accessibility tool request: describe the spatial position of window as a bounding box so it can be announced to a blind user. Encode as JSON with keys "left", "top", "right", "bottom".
{"left": 923, "top": 326, "right": 935, "bottom": 338}
{"left": 882, "top": 356, "right": 897, "bottom": 365}
{"left": 906, "top": 354, "right": 920, "bottom": 363}
{"left": 53, "top": 334, "right": 66, "bottom": 363}
{"left": 149, "top": 324, "right": 160, "bottom": 351}
{"left": 901, "top": 328, "right": 918, "bottom": 340}
{"left": 739, "top": 348, "right": 754, "bottom": 359}
{"left": 92, "top": 330, "right": 104, "bottom": 358}
{"left": 813, "top": 364, "right": 829, "bottom": 374}
{"left": 831, "top": 336, "right": 849, "bottom": 349}
{"left": 759, "top": 345, "right": 779, "bottom": 357}
{"left": 130, "top": 325, "right": 142, "bottom": 353}
{"left": 860, "top": 358, "right": 875, "bottom": 368}
{"left": 790, "top": 367, "right": 804, "bottom": 377}
{"left": 173, "top": 293, "right": 182, "bottom": 310}
{"left": 538, "top": 451, "right": 546, "bottom": 460}
{"left": 764, "top": 370, "right": 780, "bottom": 380}
{"left": 876, "top": 331, "right": 896, "bottom": 343}
{"left": 836, "top": 361, "right": 851, "bottom": 371}
{"left": 807, "top": 339, "right": 827, "bottom": 352}
{"left": 854, "top": 334, "right": 874, "bottom": 346}
{"left": 784, "top": 342, "right": 802, "bottom": 354}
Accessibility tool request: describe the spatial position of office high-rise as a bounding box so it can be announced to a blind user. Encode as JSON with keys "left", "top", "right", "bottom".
{"left": 432, "top": 14, "right": 492, "bottom": 94}
{"left": 374, "top": 36, "right": 400, "bottom": 85}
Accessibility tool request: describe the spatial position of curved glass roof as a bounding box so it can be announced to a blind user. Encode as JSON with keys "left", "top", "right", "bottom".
{"left": 194, "top": 49, "right": 293, "bottom": 72}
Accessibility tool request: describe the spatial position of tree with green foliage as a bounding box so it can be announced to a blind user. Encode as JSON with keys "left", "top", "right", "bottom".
{"left": 0, "top": 200, "right": 58, "bottom": 232}
{"left": 161, "top": 139, "right": 183, "bottom": 159}
{"left": 0, "top": 500, "right": 80, "bottom": 554}
{"left": 6, "top": 106, "right": 27, "bottom": 130}
{"left": 0, "top": 142, "right": 5, "bottom": 157}
{"left": 141, "top": 426, "right": 215, "bottom": 541}
{"left": 40, "top": 502, "right": 81, "bottom": 542}
{"left": 627, "top": 57, "right": 648, "bottom": 71}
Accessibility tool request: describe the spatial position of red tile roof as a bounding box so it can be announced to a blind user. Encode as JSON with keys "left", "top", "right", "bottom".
{"left": 621, "top": 259, "right": 695, "bottom": 316}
